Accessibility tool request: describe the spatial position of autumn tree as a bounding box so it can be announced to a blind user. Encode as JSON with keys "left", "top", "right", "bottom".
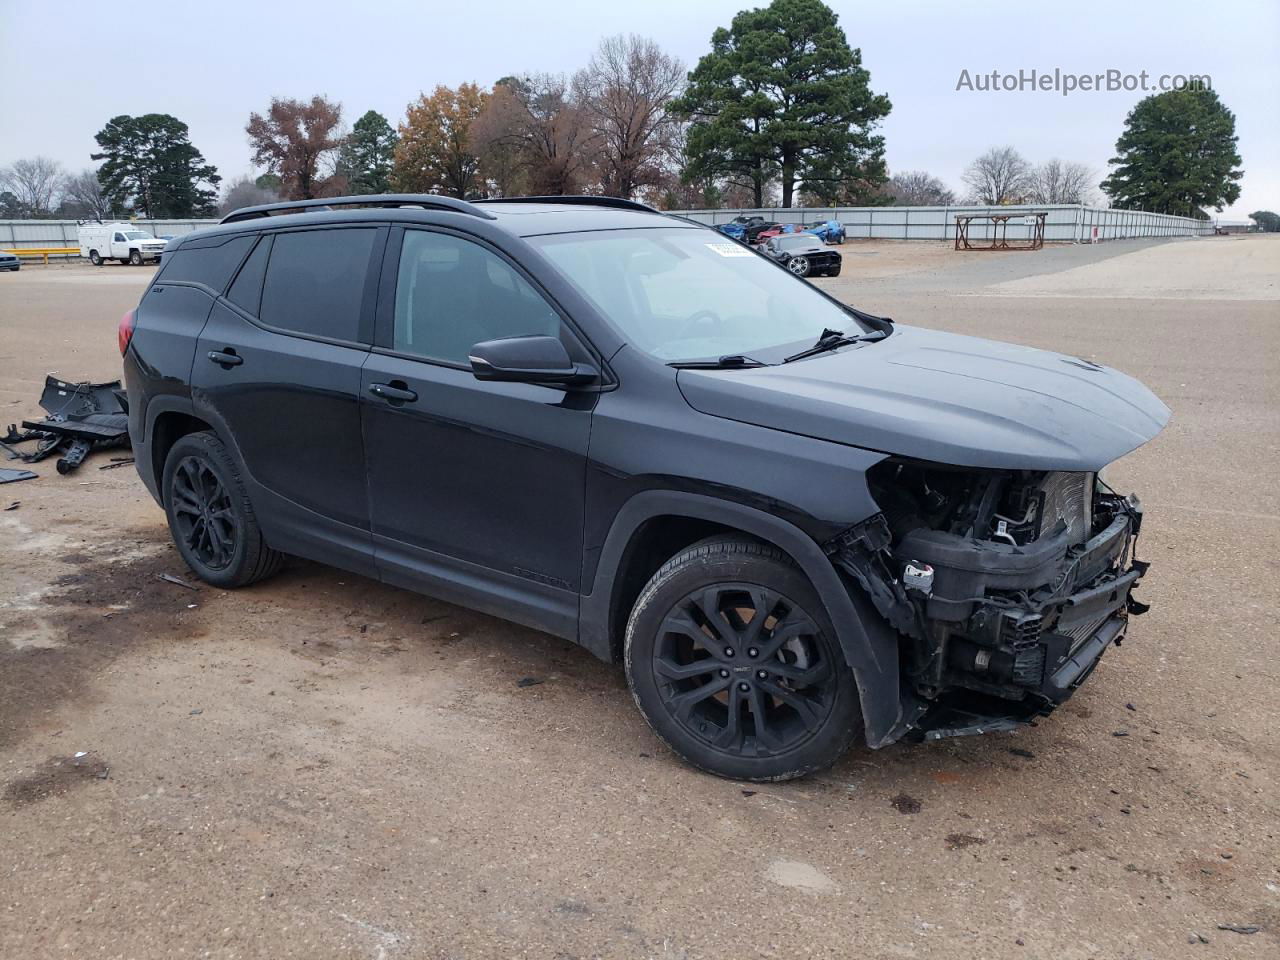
{"left": 575, "top": 35, "right": 684, "bottom": 199}
{"left": 246, "top": 96, "right": 344, "bottom": 200}
{"left": 0, "top": 156, "right": 65, "bottom": 217}
{"left": 1027, "top": 159, "right": 1096, "bottom": 204}
{"left": 393, "top": 84, "right": 487, "bottom": 197}
{"left": 337, "top": 110, "right": 398, "bottom": 195}
{"left": 961, "top": 146, "right": 1031, "bottom": 204}
{"left": 91, "top": 116, "right": 220, "bottom": 217}
{"left": 886, "top": 170, "right": 955, "bottom": 205}
{"left": 674, "top": 0, "right": 891, "bottom": 208}
{"left": 1102, "top": 86, "right": 1242, "bottom": 217}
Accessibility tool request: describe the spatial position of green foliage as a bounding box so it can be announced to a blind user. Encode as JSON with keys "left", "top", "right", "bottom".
{"left": 0, "top": 191, "right": 21, "bottom": 218}
{"left": 337, "top": 111, "right": 398, "bottom": 195}
{"left": 91, "top": 114, "right": 220, "bottom": 217}
{"left": 1248, "top": 210, "right": 1280, "bottom": 233}
{"left": 672, "top": 0, "right": 890, "bottom": 207}
{"left": 1101, "top": 86, "right": 1243, "bottom": 218}
{"left": 254, "top": 172, "right": 282, "bottom": 191}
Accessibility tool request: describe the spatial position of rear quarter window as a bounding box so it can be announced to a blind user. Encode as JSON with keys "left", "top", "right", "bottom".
{"left": 157, "top": 235, "right": 256, "bottom": 293}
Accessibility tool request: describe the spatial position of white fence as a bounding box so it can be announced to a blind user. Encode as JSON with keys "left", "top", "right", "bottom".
{"left": 670, "top": 204, "right": 1217, "bottom": 243}
{"left": 0, "top": 204, "right": 1216, "bottom": 257}
{"left": 0, "top": 219, "right": 217, "bottom": 252}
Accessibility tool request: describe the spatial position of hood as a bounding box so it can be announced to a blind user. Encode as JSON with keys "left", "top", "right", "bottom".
{"left": 676, "top": 324, "right": 1170, "bottom": 471}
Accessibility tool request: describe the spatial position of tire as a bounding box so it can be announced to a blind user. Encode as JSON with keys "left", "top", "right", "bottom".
{"left": 161, "top": 431, "right": 284, "bottom": 588}
{"left": 825, "top": 266, "right": 841, "bottom": 277}
{"left": 129, "top": 249, "right": 143, "bottom": 266}
{"left": 89, "top": 250, "right": 102, "bottom": 266}
{"left": 624, "top": 537, "right": 863, "bottom": 781}
{"left": 787, "top": 255, "right": 810, "bottom": 277}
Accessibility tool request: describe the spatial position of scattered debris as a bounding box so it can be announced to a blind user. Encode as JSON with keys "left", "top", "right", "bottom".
{"left": 1188, "top": 932, "right": 1210, "bottom": 944}
{"left": 0, "top": 467, "right": 37, "bottom": 484}
{"left": 1216, "top": 925, "right": 1260, "bottom": 935}
{"left": 516, "top": 677, "right": 544, "bottom": 688}
{"left": 157, "top": 573, "right": 198, "bottom": 590}
{"left": 1112, "top": 730, "right": 1129, "bottom": 737}
{"left": 4, "top": 500, "right": 18, "bottom": 510}
{"left": 1008, "top": 747, "right": 1036, "bottom": 759}
{"left": 741, "top": 789, "right": 757, "bottom": 797}
{"left": 891, "top": 793, "right": 922, "bottom": 815}
{"left": 945, "top": 833, "right": 988, "bottom": 850}
{"left": 98, "top": 458, "right": 135, "bottom": 471}
{"left": 2, "top": 375, "right": 130, "bottom": 475}
{"left": 189, "top": 709, "right": 204, "bottom": 716}
{"left": 1125, "top": 702, "right": 1137, "bottom": 711}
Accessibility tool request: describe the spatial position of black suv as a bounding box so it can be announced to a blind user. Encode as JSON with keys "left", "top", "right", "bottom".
{"left": 121, "top": 195, "right": 1168, "bottom": 781}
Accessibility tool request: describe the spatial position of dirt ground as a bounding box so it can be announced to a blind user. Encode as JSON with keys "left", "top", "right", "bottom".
{"left": 2, "top": 237, "right": 1278, "bottom": 960}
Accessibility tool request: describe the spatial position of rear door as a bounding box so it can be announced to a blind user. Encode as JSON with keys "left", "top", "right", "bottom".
{"left": 192, "top": 224, "right": 387, "bottom": 572}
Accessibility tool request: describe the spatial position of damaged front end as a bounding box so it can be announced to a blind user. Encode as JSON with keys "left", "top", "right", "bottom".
{"left": 830, "top": 458, "right": 1150, "bottom": 742}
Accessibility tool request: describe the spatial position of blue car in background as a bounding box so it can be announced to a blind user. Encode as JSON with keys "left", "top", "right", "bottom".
{"left": 718, "top": 222, "right": 748, "bottom": 241}
{"left": 805, "top": 219, "right": 846, "bottom": 244}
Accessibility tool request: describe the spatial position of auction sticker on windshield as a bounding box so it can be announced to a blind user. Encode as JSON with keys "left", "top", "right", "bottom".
{"left": 705, "top": 242, "right": 755, "bottom": 257}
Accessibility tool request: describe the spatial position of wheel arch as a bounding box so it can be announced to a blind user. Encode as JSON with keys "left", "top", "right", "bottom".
{"left": 147, "top": 406, "right": 215, "bottom": 497}
{"left": 581, "top": 490, "right": 904, "bottom": 747}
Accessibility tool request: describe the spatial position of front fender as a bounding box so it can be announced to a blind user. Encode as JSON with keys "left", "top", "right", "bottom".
{"left": 581, "top": 490, "right": 904, "bottom": 748}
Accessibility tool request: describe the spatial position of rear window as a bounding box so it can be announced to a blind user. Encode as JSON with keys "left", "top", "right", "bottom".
{"left": 226, "top": 236, "right": 271, "bottom": 316}
{"left": 258, "top": 228, "right": 375, "bottom": 343}
{"left": 158, "top": 235, "right": 256, "bottom": 292}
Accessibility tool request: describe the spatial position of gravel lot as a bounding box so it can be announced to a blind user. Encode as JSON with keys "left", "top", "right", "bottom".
{"left": 2, "top": 236, "right": 1277, "bottom": 959}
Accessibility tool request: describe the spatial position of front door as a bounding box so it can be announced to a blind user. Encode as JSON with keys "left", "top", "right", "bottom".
{"left": 361, "top": 227, "right": 595, "bottom": 638}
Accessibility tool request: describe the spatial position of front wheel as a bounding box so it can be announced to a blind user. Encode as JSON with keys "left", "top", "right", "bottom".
{"left": 129, "top": 250, "right": 143, "bottom": 266}
{"left": 787, "top": 255, "right": 811, "bottom": 277}
{"left": 624, "top": 537, "right": 863, "bottom": 781}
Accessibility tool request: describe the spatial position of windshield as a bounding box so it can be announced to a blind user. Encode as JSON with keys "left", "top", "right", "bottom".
{"left": 123, "top": 231, "right": 154, "bottom": 241}
{"left": 776, "top": 235, "right": 816, "bottom": 249}
{"left": 531, "top": 228, "right": 867, "bottom": 363}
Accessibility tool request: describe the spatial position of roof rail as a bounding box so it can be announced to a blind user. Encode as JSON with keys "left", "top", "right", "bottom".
{"left": 220, "top": 194, "right": 496, "bottom": 225}
{"left": 476, "top": 195, "right": 660, "bottom": 214}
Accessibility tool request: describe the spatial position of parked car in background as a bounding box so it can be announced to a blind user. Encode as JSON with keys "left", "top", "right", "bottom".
{"left": 122, "top": 193, "right": 1166, "bottom": 783}
{"left": 754, "top": 223, "right": 812, "bottom": 244}
{"left": 721, "top": 217, "right": 780, "bottom": 244}
{"left": 78, "top": 222, "right": 167, "bottom": 266}
{"left": 806, "top": 219, "right": 846, "bottom": 244}
{"left": 761, "top": 233, "right": 842, "bottom": 277}
{"left": 0, "top": 250, "right": 19, "bottom": 272}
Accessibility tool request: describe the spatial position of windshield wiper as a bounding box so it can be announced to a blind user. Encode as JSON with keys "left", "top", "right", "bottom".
{"left": 782, "top": 327, "right": 888, "bottom": 363}
{"left": 668, "top": 354, "right": 767, "bottom": 369}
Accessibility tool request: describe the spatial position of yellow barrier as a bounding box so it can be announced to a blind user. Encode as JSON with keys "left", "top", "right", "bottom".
{"left": 2, "top": 247, "right": 81, "bottom": 265}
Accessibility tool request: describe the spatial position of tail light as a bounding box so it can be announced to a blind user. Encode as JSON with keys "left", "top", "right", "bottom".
{"left": 118, "top": 308, "right": 136, "bottom": 356}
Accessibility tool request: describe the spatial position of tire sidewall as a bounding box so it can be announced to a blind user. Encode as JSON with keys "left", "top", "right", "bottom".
{"left": 161, "top": 433, "right": 254, "bottom": 588}
{"left": 625, "top": 546, "right": 862, "bottom": 781}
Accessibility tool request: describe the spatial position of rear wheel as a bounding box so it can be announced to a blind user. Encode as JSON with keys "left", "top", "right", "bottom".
{"left": 89, "top": 250, "right": 102, "bottom": 266}
{"left": 624, "top": 537, "right": 862, "bottom": 781}
{"left": 162, "top": 432, "right": 284, "bottom": 588}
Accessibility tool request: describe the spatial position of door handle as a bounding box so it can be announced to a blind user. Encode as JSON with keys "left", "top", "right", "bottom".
{"left": 207, "top": 349, "right": 243, "bottom": 367}
{"left": 368, "top": 381, "right": 418, "bottom": 404}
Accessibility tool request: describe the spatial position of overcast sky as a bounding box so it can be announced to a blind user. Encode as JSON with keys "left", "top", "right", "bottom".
{"left": 1, "top": 0, "right": 1276, "bottom": 218}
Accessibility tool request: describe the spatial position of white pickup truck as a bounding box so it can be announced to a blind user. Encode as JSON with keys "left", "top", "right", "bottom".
{"left": 78, "top": 222, "right": 168, "bottom": 266}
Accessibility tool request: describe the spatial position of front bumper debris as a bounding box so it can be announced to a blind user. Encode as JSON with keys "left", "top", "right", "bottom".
{"left": 829, "top": 491, "right": 1149, "bottom": 743}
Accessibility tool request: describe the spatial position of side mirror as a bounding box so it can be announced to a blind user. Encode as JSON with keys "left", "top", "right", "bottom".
{"left": 469, "top": 335, "right": 597, "bottom": 386}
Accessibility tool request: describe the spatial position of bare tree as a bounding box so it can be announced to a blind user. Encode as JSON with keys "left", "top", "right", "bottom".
{"left": 961, "top": 146, "right": 1031, "bottom": 205}
{"left": 886, "top": 170, "right": 956, "bottom": 205}
{"left": 474, "top": 75, "right": 595, "bottom": 196}
{"left": 61, "top": 169, "right": 115, "bottom": 219}
{"left": 1028, "top": 158, "right": 1097, "bottom": 204}
{"left": 246, "top": 96, "right": 345, "bottom": 200}
{"left": 220, "top": 174, "right": 281, "bottom": 216}
{"left": 0, "top": 156, "right": 65, "bottom": 217}
{"left": 575, "top": 35, "right": 684, "bottom": 199}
